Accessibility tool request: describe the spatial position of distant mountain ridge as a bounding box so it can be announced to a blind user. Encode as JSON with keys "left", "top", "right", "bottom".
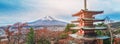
{"left": 27, "top": 16, "right": 68, "bottom": 26}
{"left": 111, "top": 22, "right": 120, "bottom": 28}
{"left": 0, "top": 16, "right": 68, "bottom": 34}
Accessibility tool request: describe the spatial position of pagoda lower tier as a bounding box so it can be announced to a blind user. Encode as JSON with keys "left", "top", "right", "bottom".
{"left": 69, "top": 34, "right": 110, "bottom": 40}
{"left": 71, "top": 26, "right": 107, "bottom": 30}
{"left": 70, "top": 26, "right": 107, "bottom": 37}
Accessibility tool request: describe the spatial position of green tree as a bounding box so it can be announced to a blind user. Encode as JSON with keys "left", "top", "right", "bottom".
{"left": 26, "top": 28, "right": 35, "bottom": 44}
{"left": 71, "top": 30, "right": 78, "bottom": 34}
{"left": 95, "top": 30, "right": 104, "bottom": 36}
{"left": 95, "top": 23, "right": 108, "bottom": 36}
{"left": 96, "top": 23, "right": 107, "bottom": 27}
{"left": 96, "top": 23, "right": 113, "bottom": 44}
{"left": 64, "top": 24, "right": 76, "bottom": 32}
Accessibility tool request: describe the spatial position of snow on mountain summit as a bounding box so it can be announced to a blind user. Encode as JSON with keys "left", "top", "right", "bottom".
{"left": 40, "top": 16, "right": 55, "bottom": 21}
{"left": 27, "top": 16, "right": 68, "bottom": 26}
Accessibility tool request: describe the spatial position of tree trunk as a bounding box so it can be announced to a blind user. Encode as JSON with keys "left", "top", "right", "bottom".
{"left": 107, "top": 24, "right": 113, "bottom": 44}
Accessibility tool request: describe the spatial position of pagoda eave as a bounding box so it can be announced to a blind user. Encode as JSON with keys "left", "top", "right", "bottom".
{"left": 71, "top": 26, "right": 107, "bottom": 30}
{"left": 72, "top": 10, "right": 104, "bottom": 16}
{"left": 69, "top": 34, "right": 110, "bottom": 40}
{"left": 71, "top": 20, "right": 80, "bottom": 23}
{"left": 82, "top": 18, "right": 105, "bottom": 22}
{"left": 82, "top": 27, "right": 107, "bottom": 30}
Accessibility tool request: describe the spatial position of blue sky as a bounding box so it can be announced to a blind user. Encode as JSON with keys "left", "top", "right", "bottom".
{"left": 0, "top": 0, "right": 120, "bottom": 26}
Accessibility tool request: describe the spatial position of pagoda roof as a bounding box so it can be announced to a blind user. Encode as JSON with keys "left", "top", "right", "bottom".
{"left": 0, "top": 39, "right": 8, "bottom": 42}
{"left": 82, "top": 18, "right": 105, "bottom": 21}
{"left": 71, "top": 26, "right": 107, "bottom": 30}
{"left": 71, "top": 20, "right": 80, "bottom": 23}
{"left": 82, "top": 26, "right": 107, "bottom": 30}
{"left": 71, "top": 18, "right": 105, "bottom": 23}
{"left": 69, "top": 34, "right": 110, "bottom": 40}
{"left": 73, "top": 10, "right": 103, "bottom": 16}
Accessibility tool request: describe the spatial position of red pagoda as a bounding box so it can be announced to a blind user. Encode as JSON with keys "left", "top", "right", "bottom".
{"left": 69, "top": 0, "right": 109, "bottom": 44}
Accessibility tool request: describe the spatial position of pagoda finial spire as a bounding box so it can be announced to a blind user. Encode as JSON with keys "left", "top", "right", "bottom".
{"left": 84, "top": 0, "right": 87, "bottom": 10}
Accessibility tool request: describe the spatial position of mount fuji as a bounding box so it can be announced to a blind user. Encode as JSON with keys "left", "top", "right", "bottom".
{"left": 27, "top": 16, "right": 68, "bottom": 26}
{"left": 0, "top": 16, "right": 68, "bottom": 34}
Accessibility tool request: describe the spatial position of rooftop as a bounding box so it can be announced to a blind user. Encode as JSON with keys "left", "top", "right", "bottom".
{"left": 69, "top": 34, "right": 110, "bottom": 40}
{"left": 73, "top": 10, "right": 103, "bottom": 16}
{"left": 71, "top": 26, "right": 107, "bottom": 30}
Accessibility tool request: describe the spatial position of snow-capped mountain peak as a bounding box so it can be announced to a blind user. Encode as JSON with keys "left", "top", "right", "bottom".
{"left": 40, "top": 16, "right": 55, "bottom": 21}
{"left": 27, "top": 16, "right": 68, "bottom": 26}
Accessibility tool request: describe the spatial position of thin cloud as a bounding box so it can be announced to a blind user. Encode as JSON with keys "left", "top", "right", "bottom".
{"left": 0, "top": 0, "right": 120, "bottom": 26}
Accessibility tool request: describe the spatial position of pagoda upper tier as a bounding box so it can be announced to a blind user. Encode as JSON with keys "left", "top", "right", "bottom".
{"left": 71, "top": 18, "right": 105, "bottom": 23}
{"left": 73, "top": 10, "right": 103, "bottom": 16}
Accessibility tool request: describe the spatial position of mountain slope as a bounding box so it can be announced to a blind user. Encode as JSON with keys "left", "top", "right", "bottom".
{"left": 27, "top": 16, "right": 68, "bottom": 26}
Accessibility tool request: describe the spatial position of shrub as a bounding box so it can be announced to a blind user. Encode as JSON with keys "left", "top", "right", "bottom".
{"left": 37, "top": 37, "right": 50, "bottom": 44}
{"left": 95, "top": 30, "right": 104, "bottom": 36}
